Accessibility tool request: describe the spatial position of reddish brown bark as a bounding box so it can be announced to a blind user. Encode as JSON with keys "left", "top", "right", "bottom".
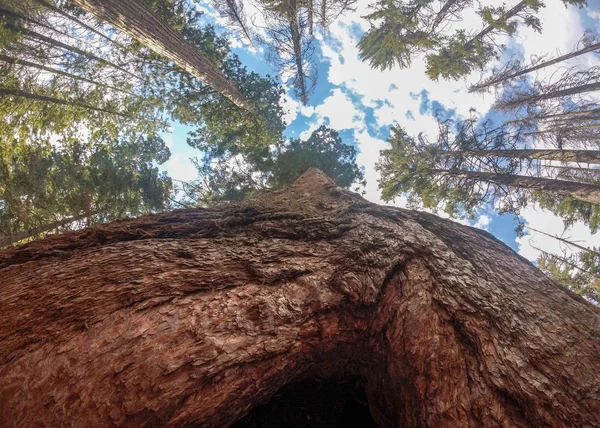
{"left": 0, "top": 169, "right": 599, "bottom": 427}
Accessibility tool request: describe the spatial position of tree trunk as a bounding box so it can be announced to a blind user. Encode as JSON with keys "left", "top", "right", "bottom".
{"left": 0, "top": 212, "right": 90, "bottom": 248}
{"left": 496, "top": 82, "right": 600, "bottom": 111}
{"left": 430, "top": 0, "right": 460, "bottom": 31}
{"left": 0, "top": 88, "right": 127, "bottom": 116}
{"left": 0, "top": 54, "right": 137, "bottom": 96}
{"left": 505, "top": 107, "right": 600, "bottom": 124}
{"left": 69, "top": 0, "right": 250, "bottom": 111}
{"left": 525, "top": 225, "right": 600, "bottom": 256}
{"left": 467, "top": 0, "right": 529, "bottom": 46}
{"left": 546, "top": 164, "right": 600, "bottom": 184}
{"left": 1, "top": 169, "right": 599, "bottom": 427}
{"left": 18, "top": 27, "right": 141, "bottom": 80}
{"left": 33, "top": 0, "right": 126, "bottom": 49}
{"left": 446, "top": 148, "right": 600, "bottom": 163}
{"left": 471, "top": 41, "right": 600, "bottom": 91}
{"left": 438, "top": 168, "right": 600, "bottom": 204}
{"left": 288, "top": 1, "right": 308, "bottom": 105}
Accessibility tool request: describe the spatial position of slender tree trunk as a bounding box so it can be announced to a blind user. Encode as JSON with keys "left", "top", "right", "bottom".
{"left": 496, "top": 82, "right": 600, "bottom": 111}
{"left": 70, "top": 0, "right": 250, "bottom": 111}
{"left": 524, "top": 123, "right": 600, "bottom": 137}
{"left": 288, "top": 0, "right": 308, "bottom": 105}
{"left": 33, "top": 0, "right": 126, "bottom": 48}
{"left": 0, "top": 88, "right": 127, "bottom": 116}
{"left": 526, "top": 225, "right": 600, "bottom": 256}
{"left": 547, "top": 114, "right": 600, "bottom": 125}
{"left": 471, "top": 41, "right": 600, "bottom": 91}
{"left": 505, "top": 107, "right": 600, "bottom": 125}
{"left": 216, "top": 0, "right": 254, "bottom": 45}
{"left": 1, "top": 169, "right": 599, "bottom": 427}
{"left": 546, "top": 164, "right": 600, "bottom": 184}
{"left": 442, "top": 148, "right": 600, "bottom": 163}
{"left": 431, "top": 0, "right": 460, "bottom": 31}
{"left": 307, "top": 0, "right": 314, "bottom": 34}
{"left": 534, "top": 246, "right": 600, "bottom": 281}
{"left": 0, "top": 213, "right": 89, "bottom": 248}
{"left": 0, "top": 54, "right": 137, "bottom": 96}
{"left": 437, "top": 168, "right": 600, "bottom": 204}
{"left": 467, "top": 0, "right": 530, "bottom": 45}
{"left": 20, "top": 27, "right": 141, "bottom": 80}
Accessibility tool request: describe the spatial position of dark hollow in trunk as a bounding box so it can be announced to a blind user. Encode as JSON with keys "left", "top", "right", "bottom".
{"left": 0, "top": 169, "right": 599, "bottom": 427}
{"left": 232, "top": 377, "right": 378, "bottom": 428}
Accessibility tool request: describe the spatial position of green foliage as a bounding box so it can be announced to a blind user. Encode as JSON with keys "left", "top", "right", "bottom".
{"left": 533, "top": 192, "right": 600, "bottom": 233}
{"left": 0, "top": 0, "right": 286, "bottom": 244}
{"left": 358, "top": 0, "right": 581, "bottom": 80}
{"left": 182, "top": 126, "right": 365, "bottom": 206}
{"left": 358, "top": 0, "right": 434, "bottom": 70}
{"left": 268, "top": 126, "right": 365, "bottom": 189}
{"left": 0, "top": 136, "right": 172, "bottom": 245}
{"left": 184, "top": 55, "right": 286, "bottom": 157}
{"left": 378, "top": 120, "right": 600, "bottom": 233}
{"left": 537, "top": 251, "right": 600, "bottom": 305}
{"left": 378, "top": 125, "right": 495, "bottom": 218}
{"left": 425, "top": 31, "right": 496, "bottom": 81}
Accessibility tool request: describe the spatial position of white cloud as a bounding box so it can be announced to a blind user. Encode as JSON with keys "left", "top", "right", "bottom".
{"left": 315, "top": 88, "right": 365, "bottom": 131}
{"left": 474, "top": 215, "right": 492, "bottom": 231}
{"left": 354, "top": 129, "right": 388, "bottom": 203}
{"left": 163, "top": 153, "right": 197, "bottom": 183}
{"left": 517, "top": 203, "right": 600, "bottom": 262}
{"left": 281, "top": 89, "right": 315, "bottom": 126}
{"left": 164, "top": 135, "right": 173, "bottom": 150}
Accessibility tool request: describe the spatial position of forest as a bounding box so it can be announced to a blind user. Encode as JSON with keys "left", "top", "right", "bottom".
{"left": 1, "top": 0, "right": 600, "bottom": 426}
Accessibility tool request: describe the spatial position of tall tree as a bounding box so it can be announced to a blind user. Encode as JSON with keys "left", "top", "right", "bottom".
{"left": 440, "top": 148, "right": 600, "bottom": 163}
{"left": 208, "top": 0, "right": 254, "bottom": 44}
{"left": 182, "top": 125, "right": 365, "bottom": 205}
{"left": 0, "top": 135, "right": 173, "bottom": 247}
{"left": 495, "top": 75, "right": 600, "bottom": 112}
{"left": 425, "top": 0, "right": 546, "bottom": 80}
{"left": 1, "top": 169, "right": 599, "bottom": 426}
{"left": 357, "top": 0, "right": 586, "bottom": 78}
{"left": 537, "top": 248, "right": 600, "bottom": 305}
{"left": 69, "top": 0, "right": 251, "bottom": 110}
{"left": 358, "top": 0, "right": 470, "bottom": 71}
{"left": 262, "top": 0, "right": 318, "bottom": 105}
{"left": 377, "top": 122, "right": 600, "bottom": 230}
{"left": 470, "top": 32, "right": 600, "bottom": 93}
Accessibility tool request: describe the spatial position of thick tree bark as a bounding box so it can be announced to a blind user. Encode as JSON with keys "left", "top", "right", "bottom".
{"left": 69, "top": 0, "right": 250, "bottom": 111}
{"left": 1, "top": 169, "right": 599, "bottom": 427}
{"left": 437, "top": 168, "right": 600, "bottom": 204}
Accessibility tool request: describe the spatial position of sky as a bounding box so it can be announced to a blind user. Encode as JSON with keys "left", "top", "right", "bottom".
{"left": 161, "top": 0, "right": 600, "bottom": 265}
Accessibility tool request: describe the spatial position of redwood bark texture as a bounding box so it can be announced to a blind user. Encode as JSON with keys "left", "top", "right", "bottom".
{"left": 0, "top": 169, "right": 599, "bottom": 427}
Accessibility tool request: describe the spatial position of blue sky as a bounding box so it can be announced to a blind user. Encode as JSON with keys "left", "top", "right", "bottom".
{"left": 162, "top": 0, "right": 600, "bottom": 263}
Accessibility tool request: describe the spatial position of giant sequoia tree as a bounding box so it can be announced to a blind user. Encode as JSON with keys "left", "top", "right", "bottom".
{"left": 1, "top": 169, "right": 599, "bottom": 426}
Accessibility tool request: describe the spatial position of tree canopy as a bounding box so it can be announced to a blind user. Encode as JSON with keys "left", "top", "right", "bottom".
{"left": 179, "top": 125, "right": 365, "bottom": 206}
{"left": 377, "top": 118, "right": 600, "bottom": 232}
